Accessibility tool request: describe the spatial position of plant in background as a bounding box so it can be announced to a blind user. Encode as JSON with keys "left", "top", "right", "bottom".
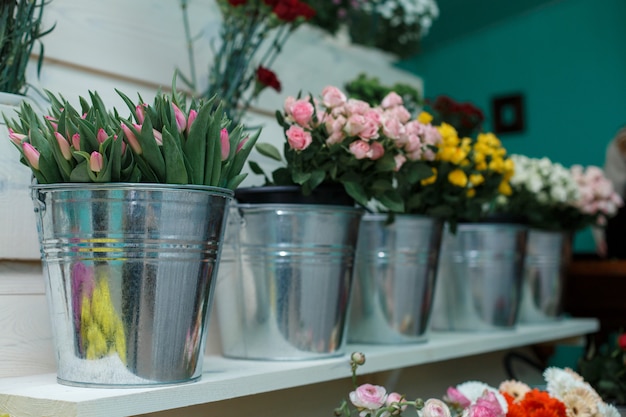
{"left": 251, "top": 85, "right": 439, "bottom": 211}
{"left": 445, "top": 366, "right": 621, "bottom": 417}
{"left": 3, "top": 84, "right": 259, "bottom": 188}
{"left": 0, "top": 0, "right": 55, "bottom": 95}
{"left": 426, "top": 95, "right": 485, "bottom": 139}
{"left": 300, "top": 0, "right": 354, "bottom": 36}
{"left": 396, "top": 118, "right": 514, "bottom": 231}
{"left": 179, "top": 0, "right": 315, "bottom": 129}
{"left": 498, "top": 155, "right": 623, "bottom": 231}
{"left": 335, "top": 352, "right": 452, "bottom": 417}
{"left": 579, "top": 332, "right": 626, "bottom": 406}
{"left": 344, "top": 73, "right": 422, "bottom": 117}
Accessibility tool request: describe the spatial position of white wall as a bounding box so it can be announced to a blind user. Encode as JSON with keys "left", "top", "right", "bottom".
{"left": 0, "top": 0, "right": 423, "bottom": 380}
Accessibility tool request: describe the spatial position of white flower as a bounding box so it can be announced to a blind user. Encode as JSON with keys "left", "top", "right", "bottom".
{"left": 544, "top": 367, "right": 589, "bottom": 399}
{"left": 598, "top": 402, "right": 621, "bottom": 417}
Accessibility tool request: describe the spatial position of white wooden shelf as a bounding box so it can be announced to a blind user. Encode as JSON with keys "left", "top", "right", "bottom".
{"left": 0, "top": 318, "right": 598, "bottom": 417}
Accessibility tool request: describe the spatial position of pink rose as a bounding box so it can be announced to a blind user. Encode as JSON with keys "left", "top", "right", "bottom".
{"left": 385, "top": 106, "right": 411, "bottom": 124}
{"left": 349, "top": 383, "right": 387, "bottom": 411}
{"left": 344, "top": 114, "right": 367, "bottom": 136}
{"left": 321, "top": 86, "right": 347, "bottom": 108}
{"left": 345, "top": 98, "right": 371, "bottom": 116}
{"left": 422, "top": 124, "right": 443, "bottom": 146}
{"left": 445, "top": 387, "right": 471, "bottom": 408}
{"left": 326, "top": 130, "right": 346, "bottom": 145}
{"left": 422, "top": 399, "right": 452, "bottom": 417}
{"left": 405, "top": 134, "right": 422, "bottom": 153}
{"left": 285, "top": 125, "right": 312, "bottom": 151}
{"left": 289, "top": 99, "right": 315, "bottom": 127}
{"left": 394, "top": 154, "right": 407, "bottom": 171}
{"left": 349, "top": 140, "right": 371, "bottom": 159}
{"left": 284, "top": 96, "right": 296, "bottom": 116}
{"left": 359, "top": 118, "right": 380, "bottom": 140}
{"left": 382, "top": 118, "right": 405, "bottom": 140}
{"left": 381, "top": 91, "right": 403, "bottom": 109}
{"left": 325, "top": 115, "right": 347, "bottom": 135}
{"left": 368, "top": 141, "right": 385, "bottom": 160}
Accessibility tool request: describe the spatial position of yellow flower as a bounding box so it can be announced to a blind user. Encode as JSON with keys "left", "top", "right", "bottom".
{"left": 475, "top": 161, "right": 488, "bottom": 171}
{"left": 467, "top": 188, "right": 476, "bottom": 198}
{"left": 469, "top": 173, "right": 484, "bottom": 186}
{"left": 498, "top": 180, "right": 512, "bottom": 196}
{"left": 438, "top": 123, "right": 458, "bottom": 141}
{"left": 418, "top": 111, "right": 433, "bottom": 124}
{"left": 489, "top": 157, "right": 505, "bottom": 173}
{"left": 448, "top": 169, "right": 468, "bottom": 187}
{"left": 421, "top": 168, "right": 437, "bottom": 185}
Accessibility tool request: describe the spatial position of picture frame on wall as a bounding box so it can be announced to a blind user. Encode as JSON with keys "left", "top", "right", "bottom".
{"left": 492, "top": 93, "right": 525, "bottom": 134}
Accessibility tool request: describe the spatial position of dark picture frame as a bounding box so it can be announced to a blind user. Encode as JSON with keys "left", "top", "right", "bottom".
{"left": 492, "top": 93, "right": 525, "bottom": 134}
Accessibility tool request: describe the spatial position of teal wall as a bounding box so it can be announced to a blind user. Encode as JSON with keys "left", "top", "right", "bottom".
{"left": 397, "top": 0, "right": 626, "bottom": 253}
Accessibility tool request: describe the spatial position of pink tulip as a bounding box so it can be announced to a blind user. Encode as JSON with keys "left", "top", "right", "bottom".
{"left": 22, "top": 142, "right": 40, "bottom": 170}
{"left": 135, "top": 103, "right": 147, "bottom": 124}
{"left": 7, "top": 128, "right": 27, "bottom": 145}
{"left": 219, "top": 128, "right": 230, "bottom": 161}
{"left": 172, "top": 103, "right": 186, "bottom": 133}
{"left": 236, "top": 136, "right": 248, "bottom": 153}
{"left": 121, "top": 123, "right": 142, "bottom": 154}
{"left": 153, "top": 129, "right": 163, "bottom": 146}
{"left": 72, "top": 133, "right": 81, "bottom": 151}
{"left": 97, "top": 128, "right": 108, "bottom": 144}
{"left": 90, "top": 151, "right": 103, "bottom": 173}
{"left": 44, "top": 115, "right": 58, "bottom": 131}
{"left": 54, "top": 132, "right": 72, "bottom": 160}
{"left": 186, "top": 109, "right": 198, "bottom": 135}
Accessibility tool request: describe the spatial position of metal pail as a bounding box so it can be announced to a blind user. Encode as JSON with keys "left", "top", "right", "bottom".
{"left": 431, "top": 222, "right": 527, "bottom": 331}
{"left": 349, "top": 214, "right": 443, "bottom": 343}
{"left": 518, "top": 229, "right": 571, "bottom": 323}
{"left": 32, "top": 183, "right": 232, "bottom": 387}
{"left": 215, "top": 203, "right": 363, "bottom": 360}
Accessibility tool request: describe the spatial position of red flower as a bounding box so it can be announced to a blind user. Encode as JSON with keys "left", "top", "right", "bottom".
{"left": 272, "top": 0, "right": 315, "bottom": 22}
{"left": 618, "top": 333, "right": 626, "bottom": 351}
{"left": 228, "top": 0, "right": 247, "bottom": 5}
{"left": 256, "top": 66, "right": 281, "bottom": 92}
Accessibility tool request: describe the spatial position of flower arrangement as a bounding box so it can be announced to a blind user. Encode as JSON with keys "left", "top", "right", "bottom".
{"left": 578, "top": 332, "right": 626, "bottom": 406}
{"left": 0, "top": 0, "right": 55, "bottom": 95}
{"left": 426, "top": 95, "right": 485, "bottom": 139}
{"left": 335, "top": 352, "right": 453, "bottom": 417}
{"left": 179, "top": 0, "right": 315, "bottom": 128}
{"left": 445, "top": 367, "right": 621, "bottom": 417}
{"left": 3, "top": 85, "right": 258, "bottom": 188}
{"left": 252, "top": 85, "right": 439, "bottom": 211}
{"left": 396, "top": 119, "right": 515, "bottom": 230}
{"left": 499, "top": 155, "right": 622, "bottom": 231}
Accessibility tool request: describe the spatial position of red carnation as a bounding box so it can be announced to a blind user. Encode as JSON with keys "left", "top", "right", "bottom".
{"left": 256, "top": 66, "right": 281, "bottom": 92}
{"left": 618, "top": 333, "right": 626, "bottom": 351}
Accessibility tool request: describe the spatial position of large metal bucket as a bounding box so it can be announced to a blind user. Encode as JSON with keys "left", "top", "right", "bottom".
{"left": 215, "top": 203, "right": 363, "bottom": 360}
{"left": 518, "top": 229, "right": 572, "bottom": 323}
{"left": 431, "top": 222, "right": 527, "bottom": 331}
{"left": 348, "top": 214, "right": 443, "bottom": 343}
{"left": 32, "top": 183, "right": 232, "bottom": 387}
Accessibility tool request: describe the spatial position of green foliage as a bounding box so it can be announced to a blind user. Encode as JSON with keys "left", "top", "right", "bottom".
{"left": 579, "top": 333, "right": 626, "bottom": 406}
{"left": 345, "top": 73, "right": 422, "bottom": 116}
{"left": 4, "top": 85, "right": 259, "bottom": 189}
{"left": 0, "top": 0, "right": 55, "bottom": 95}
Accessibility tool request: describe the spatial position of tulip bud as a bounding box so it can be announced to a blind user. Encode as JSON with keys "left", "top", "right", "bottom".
{"left": 97, "top": 128, "right": 108, "bottom": 144}
{"left": 22, "top": 142, "right": 40, "bottom": 170}
{"left": 220, "top": 128, "right": 230, "bottom": 161}
{"left": 135, "top": 103, "right": 147, "bottom": 124}
{"left": 81, "top": 112, "right": 88, "bottom": 119}
{"left": 7, "top": 128, "right": 27, "bottom": 145}
{"left": 44, "top": 115, "right": 58, "bottom": 131}
{"left": 55, "top": 132, "right": 72, "bottom": 160}
{"left": 236, "top": 136, "right": 249, "bottom": 153}
{"left": 90, "top": 151, "right": 103, "bottom": 173}
{"left": 72, "top": 133, "right": 81, "bottom": 151}
{"left": 172, "top": 103, "right": 186, "bottom": 133}
{"left": 186, "top": 109, "right": 197, "bottom": 135}
{"left": 153, "top": 129, "right": 163, "bottom": 146}
{"left": 121, "top": 123, "right": 142, "bottom": 155}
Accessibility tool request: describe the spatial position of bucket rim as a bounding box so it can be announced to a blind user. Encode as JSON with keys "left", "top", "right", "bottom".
{"left": 31, "top": 182, "right": 234, "bottom": 197}
{"left": 234, "top": 202, "right": 364, "bottom": 214}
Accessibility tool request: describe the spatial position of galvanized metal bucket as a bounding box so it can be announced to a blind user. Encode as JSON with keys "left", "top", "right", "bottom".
{"left": 215, "top": 203, "right": 363, "bottom": 360}
{"left": 348, "top": 214, "right": 443, "bottom": 344}
{"left": 32, "top": 183, "right": 232, "bottom": 387}
{"left": 518, "top": 229, "right": 572, "bottom": 323}
{"left": 431, "top": 222, "right": 528, "bottom": 331}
